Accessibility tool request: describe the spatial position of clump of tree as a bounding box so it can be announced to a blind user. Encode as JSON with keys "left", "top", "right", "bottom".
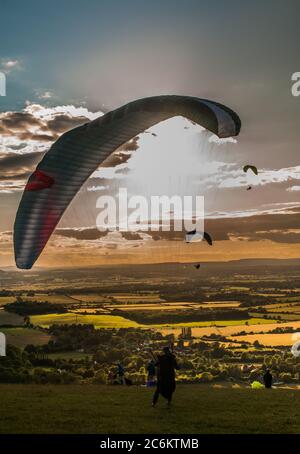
{"left": 1, "top": 326, "right": 299, "bottom": 386}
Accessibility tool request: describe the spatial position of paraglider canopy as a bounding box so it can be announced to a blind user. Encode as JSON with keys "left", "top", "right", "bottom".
{"left": 185, "top": 230, "right": 213, "bottom": 246}
{"left": 14, "top": 95, "right": 241, "bottom": 269}
{"left": 243, "top": 165, "right": 258, "bottom": 176}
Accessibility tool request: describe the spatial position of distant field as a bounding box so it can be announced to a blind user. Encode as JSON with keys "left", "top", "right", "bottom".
{"left": 0, "top": 296, "right": 15, "bottom": 306}
{"left": 154, "top": 317, "right": 275, "bottom": 329}
{"left": 269, "top": 308, "right": 300, "bottom": 315}
{"left": 254, "top": 293, "right": 287, "bottom": 297}
{"left": 22, "top": 294, "right": 75, "bottom": 304}
{"left": 266, "top": 304, "right": 300, "bottom": 312}
{"left": 18, "top": 293, "right": 165, "bottom": 305}
{"left": 0, "top": 309, "right": 24, "bottom": 326}
{"left": 159, "top": 319, "right": 300, "bottom": 338}
{"left": 0, "top": 327, "right": 51, "bottom": 348}
{"left": 71, "top": 308, "right": 108, "bottom": 314}
{"left": 0, "top": 384, "right": 299, "bottom": 434}
{"left": 30, "top": 313, "right": 274, "bottom": 331}
{"left": 69, "top": 294, "right": 111, "bottom": 303}
{"left": 249, "top": 310, "right": 300, "bottom": 321}
{"left": 107, "top": 293, "right": 164, "bottom": 303}
{"left": 267, "top": 313, "right": 300, "bottom": 321}
{"left": 229, "top": 333, "right": 295, "bottom": 347}
{"left": 31, "top": 313, "right": 141, "bottom": 328}
{"left": 276, "top": 296, "right": 300, "bottom": 303}
{"left": 107, "top": 301, "right": 241, "bottom": 311}
{"left": 106, "top": 303, "right": 181, "bottom": 311}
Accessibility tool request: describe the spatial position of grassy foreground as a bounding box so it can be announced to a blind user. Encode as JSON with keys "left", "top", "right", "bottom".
{"left": 0, "top": 384, "right": 299, "bottom": 434}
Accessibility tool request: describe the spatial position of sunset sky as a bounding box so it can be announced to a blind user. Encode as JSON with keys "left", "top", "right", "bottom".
{"left": 0, "top": 0, "right": 300, "bottom": 268}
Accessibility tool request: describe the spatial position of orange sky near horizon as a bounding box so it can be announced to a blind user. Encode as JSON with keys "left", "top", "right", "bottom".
{"left": 2, "top": 236, "right": 300, "bottom": 269}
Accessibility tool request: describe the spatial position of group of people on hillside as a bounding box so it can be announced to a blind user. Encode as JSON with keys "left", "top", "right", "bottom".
{"left": 109, "top": 347, "right": 180, "bottom": 406}
{"left": 108, "top": 363, "right": 132, "bottom": 386}
{"left": 110, "top": 348, "right": 273, "bottom": 407}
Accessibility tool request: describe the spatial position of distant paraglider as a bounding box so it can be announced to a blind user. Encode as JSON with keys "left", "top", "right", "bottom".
{"left": 185, "top": 230, "right": 213, "bottom": 246}
{"left": 194, "top": 264, "right": 201, "bottom": 269}
{"left": 185, "top": 230, "right": 202, "bottom": 243}
{"left": 243, "top": 165, "right": 258, "bottom": 191}
{"left": 243, "top": 165, "right": 258, "bottom": 176}
{"left": 14, "top": 95, "right": 240, "bottom": 269}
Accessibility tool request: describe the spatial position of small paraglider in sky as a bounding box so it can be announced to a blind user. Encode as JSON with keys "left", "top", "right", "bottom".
{"left": 243, "top": 165, "right": 258, "bottom": 191}
{"left": 185, "top": 230, "right": 213, "bottom": 246}
{"left": 243, "top": 165, "right": 258, "bottom": 176}
{"left": 194, "top": 264, "right": 201, "bottom": 269}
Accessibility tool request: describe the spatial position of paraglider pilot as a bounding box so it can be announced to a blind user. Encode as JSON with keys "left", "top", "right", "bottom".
{"left": 151, "top": 346, "right": 180, "bottom": 407}
{"left": 263, "top": 369, "right": 273, "bottom": 389}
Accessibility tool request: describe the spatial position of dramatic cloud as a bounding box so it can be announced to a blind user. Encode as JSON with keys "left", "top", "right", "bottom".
{"left": 205, "top": 208, "right": 300, "bottom": 244}
{"left": 287, "top": 186, "right": 300, "bottom": 192}
{"left": 1, "top": 112, "right": 42, "bottom": 130}
{"left": 121, "top": 231, "right": 143, "bottom": 241}
{"left": 52, "top": 207, "right": 300, "bottom": 245}
{"left": 0, "top": 58, "right": 21, "bottom": 74}
{"left": 45, "top": 114, "right": 90, "bottom": 133}
{"left": 0, "top": 109, "right": 90, "bottom": 142}
{"left": 0, "top": 151, "right": 44, "bottom": 178}
{"left": 220, "top": 165, "right": 300, "bottom": 189}
{"left": 55, "top": 228, "right": 108, "bottom": 240}
{"left": 0, "top": 103, "right": 105, "bottom": 195}
{"left": 0, "top": 151, "right": 46, "bottom": 192}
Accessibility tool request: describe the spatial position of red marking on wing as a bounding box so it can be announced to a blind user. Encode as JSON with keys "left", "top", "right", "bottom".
{"left": 25, "top": 170, "right": 55, "bottom": 191}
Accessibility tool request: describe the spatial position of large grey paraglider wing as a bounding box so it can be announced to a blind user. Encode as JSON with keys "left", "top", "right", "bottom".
{"left": 14, "top": 109, "right": 169, "bottom": 269}
{"left": 14, "top": 95, "right": 241, "bottom": 269}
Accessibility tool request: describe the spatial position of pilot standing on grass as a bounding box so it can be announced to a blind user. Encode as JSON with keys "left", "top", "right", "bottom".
{"left": 151, "top": 346, "right": 180, "bottom": 407}
{"left": 117, "top": 363, "right": 126, "bottom": 385}
{"left": 263, "top": 369, "right": 273, "bottom": 389}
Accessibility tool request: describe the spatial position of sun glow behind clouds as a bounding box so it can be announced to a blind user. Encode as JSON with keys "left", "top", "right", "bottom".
{"left": 120, "top": 116, "right": 238, "bottom": 216}
{"left": 62, "top": 116, "right": 239, "bottom": 234}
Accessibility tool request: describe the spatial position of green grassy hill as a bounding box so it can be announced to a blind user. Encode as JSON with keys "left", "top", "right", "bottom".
{"left": 0, "top": 384, "right": 299, "bottom": 434}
